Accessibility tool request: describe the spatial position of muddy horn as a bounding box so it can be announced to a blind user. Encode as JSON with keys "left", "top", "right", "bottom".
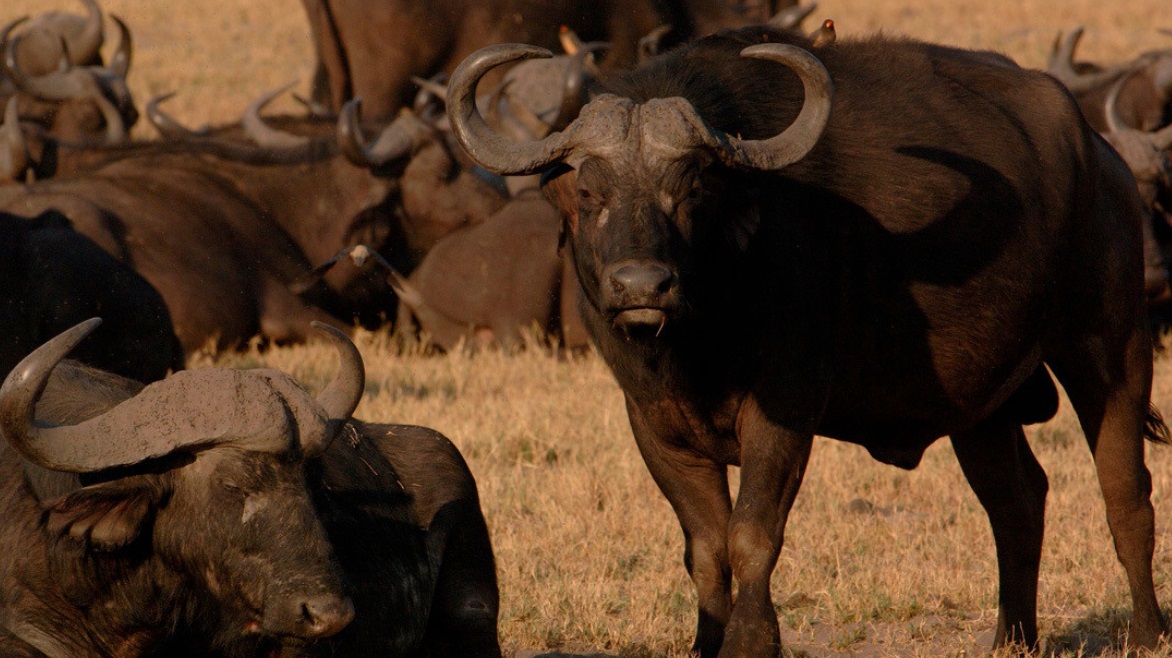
{"left": 0, "top": 319, "right": 365, "bottom": 472}
{"left": 302, "top": 321, "right": 365, "bottom": 457}
{"left": 447, "top": 42, "right": 832, "bottom": 175}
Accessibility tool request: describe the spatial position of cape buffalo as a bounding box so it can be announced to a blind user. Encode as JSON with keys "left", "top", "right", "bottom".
{"left": 0, "top": 319, "right": 501, "bottom": 657}
{"left": 448, "top": 28, "right": 1169, "bottom": 655}
{"left": 388, "top": 191, "right": 581, "bottom": 351}
{"left": 0, "top": 209, "right": 181, "bottom": 383}
{"left": 300, "top": 0, "right": 812, "bottom": 119}
{"left": 1047, "top": 27, "right": 1172, "bottom": 134}
{"left": 1, "top": 8, "right": 137, "bottom": 145}
{"left": 0, "top": 97, "right": 508, "bottom": 352}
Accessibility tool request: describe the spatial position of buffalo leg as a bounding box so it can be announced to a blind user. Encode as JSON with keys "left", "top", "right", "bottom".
{"left": 1050, "top": 334, "right": 1167, "bottom": 650}
{"left": 626, "top": 397, "right": 733, "bottom": 658}
{"left": 951, "top": 421, "right": 1048, "bottom": 650}
{"left": 722, "top": 398, "right": 813, "bottom": 658}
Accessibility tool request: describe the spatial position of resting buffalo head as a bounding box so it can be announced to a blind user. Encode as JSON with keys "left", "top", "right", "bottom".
{"left": 446, "top": 38, "right": 832, "bottom": 338}
{"left": 1, "top": 319, "right": 365, "bottom": 642}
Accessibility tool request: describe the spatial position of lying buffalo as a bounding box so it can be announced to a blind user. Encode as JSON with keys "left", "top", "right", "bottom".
{"left": 0, "top": 209, "right": 180, "bottom": 383}
{"left": 391, "top": 190, "right": 586, "bottom": 351}
{"left": 0, "top": 319, "right": 500, "bottom": 657}
{"left": 0, "top": 94, "right": 508, "bottom": 352}
{"left": 449, "top": 27, "right": 1169, "bottom": 656}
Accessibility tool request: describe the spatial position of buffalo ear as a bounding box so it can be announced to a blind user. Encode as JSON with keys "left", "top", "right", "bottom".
{"left": 541, "top": 164, "right": 579, "bottom": 233}
{"left": 45, "top": 482, "right": 162, "bottom": 552}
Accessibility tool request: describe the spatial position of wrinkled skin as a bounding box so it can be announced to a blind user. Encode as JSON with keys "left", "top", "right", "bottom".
{"left": 2, "top": 360, "right": 500, "bottom": 658}
{"left": 301, "top": 0, "right": 798, "bottom": 118}
{"left": 0, "top": 210, "right": 181, "bottom": 382}
{"left": 395, "top": 189, "right": 588, "bottom": 351}
{"left": 0, "top": 117, "right": 507, "bottom": 352}
{"left": 516, "top": 29, "right": 1166, "bottom": 657}
{"left": 1, "top": 364, "right": 352, "bottom": 657}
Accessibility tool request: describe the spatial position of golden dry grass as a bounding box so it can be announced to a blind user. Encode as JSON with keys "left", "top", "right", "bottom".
{"left": 196, "top": 335, "right": 1172, "bottom": 658}
{"left": 7, "top": 0, "right": 1172, "bottom": 655}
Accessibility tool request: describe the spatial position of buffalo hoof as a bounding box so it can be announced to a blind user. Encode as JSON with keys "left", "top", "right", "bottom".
{"left": 718, "top": 612, "right": 781, "bottom": 658}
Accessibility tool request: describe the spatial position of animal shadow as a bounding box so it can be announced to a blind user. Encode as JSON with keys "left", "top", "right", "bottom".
{"left": 1043, "top": 607, "right": 1172, "bottom": 656}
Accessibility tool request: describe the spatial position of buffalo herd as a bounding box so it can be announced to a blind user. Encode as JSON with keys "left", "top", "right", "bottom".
{"left": 1, "top": 0, "right": 1172, "bottom": 656}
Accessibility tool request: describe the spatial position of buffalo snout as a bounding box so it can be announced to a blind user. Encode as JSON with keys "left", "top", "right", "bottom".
{"left": 266, "top": 589, "right": 355, "bottom": 640}
{"left": 603, "top": 260, "right": 680, "bottom": 331}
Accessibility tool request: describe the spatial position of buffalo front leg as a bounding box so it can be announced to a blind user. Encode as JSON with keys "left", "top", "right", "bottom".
{"left": 626, "top": 398, "right": 733, "bottom": 658}
{"left": 722, "top": 398, "right": 814, "bottom": 658}
{"left": 951, "top": 421, "right": 1049, "bottom": 650}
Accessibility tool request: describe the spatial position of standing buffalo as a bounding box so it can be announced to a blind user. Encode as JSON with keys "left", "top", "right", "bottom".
{"left": 301, "top": 0, "right": 812, "bottom": 118}
{"left": 449, "top": 28, "right": 1168, "bottom": 656}
{"left": 0, "top": 319, "right": 501, "bottom": 657}
{"left": 0, "top": 209, "right": 181, "bottom": 383}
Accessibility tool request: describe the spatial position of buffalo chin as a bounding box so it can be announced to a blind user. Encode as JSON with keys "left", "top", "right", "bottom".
{"left": 613, "top": 308, "right": 669, "bottom": 337}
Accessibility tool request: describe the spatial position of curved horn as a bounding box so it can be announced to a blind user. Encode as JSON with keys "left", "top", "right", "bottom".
{"left": 107, "top": 14, "right": 131, "bottom": 78}
{"left": 70, "top": 0, "right": 104, "bottom": 65}
{"left": 146, "top": 92, "right": 208, "bottom": 139}
{"left": 1105, "top": 71, "right": 1132, "bottom": 134}
{"left": 447, "top": 43, "right": 581, "bottom": 175}
{"left": 410, "top": 73, "right": 447, "bottom": 118}
{"left": 301, "top": 322, "right": 365, "bottom": 457}
{"left": 704, "top": 44, "right": 832, "bottom": 171}
{"left": 339, "top": 99, "right": 433, "bottom": 167}
{"left": 638, "top": 24, "right": 673, "bottom": 63}
{"left": 769, "top": 2, "right": 818, "bottom": 30}
{"left": 1047, "top": 26, "right": 1141, "bottom": 93}
{"left": 1106, "top": 71, "right": 1172, "bottom": 151}
{"left": 5, "top": 33, "right": 82, "bottom": 99}
{"left": 292, "top": 92, "right": 333, "bottom": 119}
{"left": 0, "top": 319, "right": 104, "bottom": 471}
{"left": 0, "top": 319, "right": 338, "bottom": 473}
{"left": 549, "top": 42, "right": 605, "bottom": 132}
{"left": 243, "top": 82, "right": 309, "bottom": 148}
{"left": 1, "top": 98, "right": 28, "bottom": 182}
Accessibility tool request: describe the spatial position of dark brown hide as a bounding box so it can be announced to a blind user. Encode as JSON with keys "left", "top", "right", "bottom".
{"left": 0, "top": 354, "right": 499, "bottom": 657}
{"left": 394, "top": 190, "right": 587, "bottom": 351}
{"left": 450, "top": 29, "right": 1168, "bottom": 656}
{"left": 0, "top": 115, "right": 507, "bottom": 352}
{"left": 0, "top": 210, "right": 181, "bottom": 382}
{"left": 301, "top": 0, "right": 803, "bottom": 118}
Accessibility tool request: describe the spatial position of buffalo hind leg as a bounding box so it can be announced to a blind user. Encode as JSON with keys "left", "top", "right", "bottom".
{"left": 1049, "top": 337, "right": 1167, "bottom": 650}
{"left": 951, "top": 421, "right": 1048, "bottom": 650}
{"left": 626, "top": 397, "right": 733, "bottom": 658}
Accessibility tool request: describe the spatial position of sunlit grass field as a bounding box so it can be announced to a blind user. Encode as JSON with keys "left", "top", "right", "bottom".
{"left": 6, "top": 0, "right": 1172, "bottom": 655}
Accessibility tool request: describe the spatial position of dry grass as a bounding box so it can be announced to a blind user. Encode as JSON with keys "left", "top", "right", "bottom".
{"left": 7, "top": 0, "right": 1172, "bottom": 655}
{"left": 200, "top": 331, "right": 1172, "bottom": 658}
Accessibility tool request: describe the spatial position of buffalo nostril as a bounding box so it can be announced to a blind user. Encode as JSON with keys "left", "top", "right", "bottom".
{"left": 609, "top": 263, "right": 675, "bottom": 298}
{"left": 300, "top": 594, "right": 355, "bottom": 639}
